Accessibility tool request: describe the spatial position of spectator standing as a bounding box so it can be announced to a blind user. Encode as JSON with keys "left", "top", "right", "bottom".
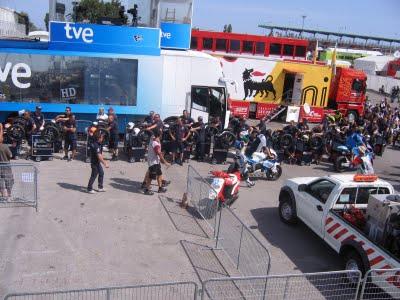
{"left": 63, "top": 112, "right": 77, "bottom": 161}
{"left": 144, "top": 111, "right": 155, "bottom": 124}
{"left": 0, "top": 124, "right": 13, "bottom": 200}
{"left": 181, "top": 110, "right": 194, "bottom": 126}
{"left": 191, "top": 116, "right": 206, "bottom": 161}
{"left": 96, "top": 108, "right": 108, "bottom": 122}
{"left": 143, "top": 132, "right": 170, "bottom": 195}
{"left": 32, "top": 106, "right": 45, "bottom": 133}
{"left": 87, "top": 131, "right": 109, "bottom": 194}
{"left": 146, "top": 114, "right": 164, "bottom": 136}
{"left": 170, "top": 117, "right": 190, "bottom": 165}
{"left": 108, "top": 114, "right": 119, "bottom": 161}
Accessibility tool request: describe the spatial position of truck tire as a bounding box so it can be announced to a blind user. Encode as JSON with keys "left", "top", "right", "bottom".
{"left": 278, "top": 194, "right": 297, "bottom": 225}
{"left": 343, "top": 250, "right": 366, "bottom": 283}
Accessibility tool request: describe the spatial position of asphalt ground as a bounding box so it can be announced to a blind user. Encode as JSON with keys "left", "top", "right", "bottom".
{"left": 0, "top": 91, "right": 398, "bottom": 296}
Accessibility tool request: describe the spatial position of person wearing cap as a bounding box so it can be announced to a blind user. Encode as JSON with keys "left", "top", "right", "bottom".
{"left": 144, "top": 111, "right": 155, "bottom": 124}
{"left": 32, "top": 106, "right": 45, "bottom": 133}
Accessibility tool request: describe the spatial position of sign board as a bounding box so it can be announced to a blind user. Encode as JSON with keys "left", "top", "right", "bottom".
{"left": 286, "top": 106, "right": 300, "bottom": 123}
{"left": 49, "top": 21, "right": 161, "bottom": 55}
{"left": 300, "top": 106, "right": 324, "bottom": 123}
{"left": 229, "top": 100, "right": 250, "bottom": 118}
{"left": 256, "top": 103, "right": 279, "bottom": 119}
{"left": 160, "top": 22, "right": 191, "bottom": 50}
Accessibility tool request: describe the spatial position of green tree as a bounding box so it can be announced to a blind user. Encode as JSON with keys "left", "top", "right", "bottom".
{"left": 227, "top": 24, "right": 232, "bottom": 33}
{"left": 72, "top": 0, "right": 127, "bottom": 24}
{"left": 18, "top": 11, "right": 38, "bottom": 32}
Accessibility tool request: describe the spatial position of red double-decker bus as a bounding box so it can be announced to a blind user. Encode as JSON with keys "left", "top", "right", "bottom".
{"left": 190, "top": 29, "right": 309, "bottom": 59}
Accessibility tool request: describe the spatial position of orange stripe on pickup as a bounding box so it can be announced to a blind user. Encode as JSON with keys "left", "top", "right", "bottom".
{"left": 327, "top": 223, "right": 341, "bottom": 234}
{"left": 334, "top": 228, "right": 348, "bottom": 239}
{"left": 369, "top": 256, "right": 385, "bottom": 267}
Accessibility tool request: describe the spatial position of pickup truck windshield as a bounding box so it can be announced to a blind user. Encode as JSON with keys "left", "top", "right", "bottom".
{"left": 308, "top": 179, "right": 336, "bottom": 204}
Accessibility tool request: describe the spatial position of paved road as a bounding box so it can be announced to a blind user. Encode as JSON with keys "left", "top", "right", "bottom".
{"left": 0, "top": 91, "right": 398, "bottom": 296}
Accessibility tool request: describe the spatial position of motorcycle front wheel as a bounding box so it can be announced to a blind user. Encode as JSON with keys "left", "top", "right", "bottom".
{"left": 266, "top": 165, "right": 282, "bottom": 181}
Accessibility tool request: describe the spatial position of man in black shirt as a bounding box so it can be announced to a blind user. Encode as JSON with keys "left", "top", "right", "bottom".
{"left": 191, "top": 116, "right": 206, "bottom": 161}
{"left": 87, "top": 131, "right": 109, "bottom": 194}
{"left": 108, "top": 114, "right": 119, "bottom": 161}
{"left": 181, "top": 110, "right": 194, "bottom": 126}
{"left": 297, "top": 119, "right": 309, "bottom": 132}
{"left": 63, "top": 113, "right": 77, "bottom": 161}
{"left": 32, "top": 106, "right": 45, "bottom": 133}
{"left": 146, "top": 114, "right": 164, "bottom": 136}
{"left": 169, "top": 117, "right": 190, "bottom": 165}
{"left": 22, "top": 111, "right": 36, "bottom": 157}
{"left": 144, "top": 111, "right": 155, "bottom": 124}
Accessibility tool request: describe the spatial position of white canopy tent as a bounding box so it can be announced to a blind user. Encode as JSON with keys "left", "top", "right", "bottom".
{"left": 354, "top": 56, "right": 394, "bottom": 75}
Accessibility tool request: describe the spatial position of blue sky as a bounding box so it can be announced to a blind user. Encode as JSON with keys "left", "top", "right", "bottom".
{"left": 1, "top": 0, "right": 398, "bottom": 39}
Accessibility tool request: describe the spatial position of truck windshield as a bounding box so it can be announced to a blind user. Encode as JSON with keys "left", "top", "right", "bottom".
{"left": 352, "top": 79, "right": 366, "bottom": 93}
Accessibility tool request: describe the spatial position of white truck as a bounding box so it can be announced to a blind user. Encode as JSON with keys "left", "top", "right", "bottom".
{"left": 278, "top": 174, "right": 400, "bottom": 295}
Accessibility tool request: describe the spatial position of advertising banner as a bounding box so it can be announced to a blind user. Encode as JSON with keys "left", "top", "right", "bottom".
{"left": 300, "top": 106, "right": 325, "bottom": 123}
{"left": 160, "top": 22, "right": 191, "bottom": 49}
{"left": 49, "top": 21, "right": 161, "bottom": 55}
{"left": 229, "top": 100, "right": 250, "bottom": 118}
{"left": 256, "top": 103, "right": 279, "bottom": 119}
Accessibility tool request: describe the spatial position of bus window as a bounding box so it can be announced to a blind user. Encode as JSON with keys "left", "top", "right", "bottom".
{"left": 230, "top": 40, "right": 240, "bottom": 52}
{"left": 295, "top": 46, "right": 306, "bottom": 57}
{"left": 270, "top": 43, "right": 281, "bottom": 55}
{"left": 190, "top": 37, "right": 198, "bottom": 49}
{"left": 216, "top": 39, "right": 228, "bottom": 51}
{"left": 242, "top": 41, "right": 254, "bottom": 53}
{"left": 203, "top": 38, "right": 213, "bottom": 50}
{"left": 255, "top": 42, "right": 265, "bottom": 55}
{"left": 283, "top": 44, "right": 294, "bottom": 56}
{"left": 191, "top": 87, "right": 209, "bottom": 112}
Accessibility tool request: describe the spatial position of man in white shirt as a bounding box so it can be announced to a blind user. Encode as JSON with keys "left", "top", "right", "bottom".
{"left": 143, "top": 132, "right": 170, "bottom": 195}
{"left": 96, "top": 108, "right": 108, "bottom": 122}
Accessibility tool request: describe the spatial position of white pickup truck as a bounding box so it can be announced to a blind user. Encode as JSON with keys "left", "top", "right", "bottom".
{"left": 278, "top": 174, "right": 400, "bottom": 293}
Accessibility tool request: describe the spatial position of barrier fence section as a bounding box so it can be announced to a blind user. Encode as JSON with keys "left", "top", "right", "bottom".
{"left": 201, "top": 270, "right": 362, "bottom": 300}
{"left": 186, "top": 165, "right": 219, "bottom": 237}
{"left": 4, "top": 282, "right": 198, "bottom": 300}
{"left": 215, "top": 207, "right": 271, "bottom": 277}
{"left": 0, "top": 163, "right": 38, "bottom": 211}
{"left": 360, "top": 268, "right": 400, "bottom": 300}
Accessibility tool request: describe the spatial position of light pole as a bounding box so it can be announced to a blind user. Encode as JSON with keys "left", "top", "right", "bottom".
{"left": 301, "top": 15, "right": 307, "bottom": 31}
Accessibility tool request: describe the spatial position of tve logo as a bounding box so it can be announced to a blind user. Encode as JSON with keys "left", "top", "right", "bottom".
{"left": 161, "top": 31, "right": 172, "bottom": 40}
{"left": 0, "top": 62, "right": 31, "bottom": 89}
{"left": 64, "top": 23, "right": 94, "bottom": 43}
{"left": 160, "top": 23, "right": 191, "bottom": 49}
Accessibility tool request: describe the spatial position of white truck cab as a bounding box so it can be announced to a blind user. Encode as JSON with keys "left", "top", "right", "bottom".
{"left": 278, "top": 174, "right": 400, "bottom": 296}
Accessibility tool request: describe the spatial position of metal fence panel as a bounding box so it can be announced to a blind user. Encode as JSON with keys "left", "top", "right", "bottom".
{"left": 202, "top": 271, "right": 362, "bottom": 300}
{"left": 186, "top": 165, "right": 219, "bottom": 237}
{"left": 360, "top": 268, "right": 400, "bottom": 299}
{"left": 4, "top": 281, "right": 198, "bottom": 300}
{"left": 0, "top": 163, "right": 38, "bottom": 211}
{"left": 216, "top": 207, "right": 271, "bottom": 277}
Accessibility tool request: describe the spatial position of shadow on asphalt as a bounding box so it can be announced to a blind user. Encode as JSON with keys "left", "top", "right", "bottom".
{"left": 159, "top": 196, "right": 208, "bottom": 238}
{"left": 57, "top": 182, "right": 87, "bottom": 192}
{"left": 109, "top": 177, "right": 144, "bottom": 194}
{"left": 250, "top": 207, "right": 342, "bottom": 273}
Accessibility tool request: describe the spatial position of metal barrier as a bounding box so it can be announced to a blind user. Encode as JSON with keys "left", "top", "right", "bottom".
{"left": 186, "top": 165, "right": 219, "bottom": 237}
{"left": 0, "top": 163, "right": 38, "bottom": 211}
{"left": 202, "top": 270, "right": 362, "bottom": 300}
{"left": 360, "top": 268, "right": 400, "bottom": 299}
{"left": 215, "top": 207, "right": 271, "bottom": 277}
{"left": 4, "top": 281, "right": 198, "bottom": 300}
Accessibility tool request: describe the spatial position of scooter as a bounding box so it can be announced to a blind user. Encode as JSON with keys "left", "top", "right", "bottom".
{"left": 246, "top": 149, "right": 283, "bottom": 181}
{"left": 334, "top": 145, "right": 374, "bottom": 173}
{"left": 208, "top": 169, "right": 241, "bottom": 208}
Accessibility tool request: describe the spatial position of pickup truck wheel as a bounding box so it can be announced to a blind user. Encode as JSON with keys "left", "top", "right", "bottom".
{"left": 343, "top": 250, "right": 365, "bottom": 283}
{"left": 279, "top": 198, "right": 297, "bottom": 225}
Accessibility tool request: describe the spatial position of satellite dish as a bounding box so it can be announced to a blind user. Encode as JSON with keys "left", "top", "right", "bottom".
{"left": 394, "top": 51, "right": 400, "bottom": 58}
{"left": 303, "top": 103, "right": 311, "bottom": 114}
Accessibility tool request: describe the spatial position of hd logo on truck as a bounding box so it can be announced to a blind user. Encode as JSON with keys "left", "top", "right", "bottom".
{"left": 0, "top": 62, "right": 31, "bottom": 89}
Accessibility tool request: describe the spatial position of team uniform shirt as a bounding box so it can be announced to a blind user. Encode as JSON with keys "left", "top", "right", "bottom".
{"left": 182, "top": 116, "right": 194, "bottom": 126}
{"left": 64, "top": 117, "right": 77, "bottom": 139}
{"left": 32, "top": 112, "right": 44, "bottom": 129}
{"left": 147, "top": 138, "right": 161, "bottom": 167}
{"left": 172, "top": 124, "right": 187, "bottom": 142}
{"left": 89, "top": 141, "right": 102, "bottom": 164}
